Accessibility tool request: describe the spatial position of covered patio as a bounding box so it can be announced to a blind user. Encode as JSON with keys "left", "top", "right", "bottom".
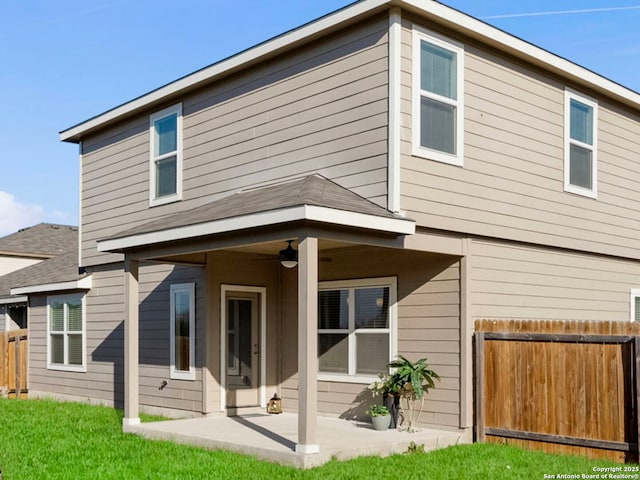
{"left": 126, "top": 413, "right": 469, "bottom": 468}
{"left": 97, "top": 175, "right": 471, "bottom": 460}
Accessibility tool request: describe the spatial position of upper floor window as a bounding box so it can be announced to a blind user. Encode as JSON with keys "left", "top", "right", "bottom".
{"left": 150, "top": 104, "right": 183, "bottom": 206}
{"left": 170, "top": 283, "right": 195, "bottom": 380}
{"left": 564, "top": 90, "right": 597, "bottom": 198}
{"left": 47, "top": 293, "right": 86, "bottom": 372}
{"left": 412, "top": 26, "right": 464, "bottom": 166}
{"left": 318, "top": 277, "right": 397, "bottom": 383}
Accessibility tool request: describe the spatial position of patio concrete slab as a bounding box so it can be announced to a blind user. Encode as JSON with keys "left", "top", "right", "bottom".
{"left": 126, "top": 413, "right": 471, "bottom": 468}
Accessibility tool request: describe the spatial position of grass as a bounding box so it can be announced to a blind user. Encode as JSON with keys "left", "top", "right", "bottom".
{"left": 0, "top": 398, "right": 627, "bottom": 479}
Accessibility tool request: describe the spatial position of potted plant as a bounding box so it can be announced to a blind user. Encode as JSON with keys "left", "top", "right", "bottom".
{"left": 366, "top": 404, "right": 391, "bottom": 431}
{"left": 387, "top": 356, "right": 440, "bottom": 432}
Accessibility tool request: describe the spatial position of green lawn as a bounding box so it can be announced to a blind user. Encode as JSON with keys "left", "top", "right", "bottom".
{"left": 0, "top": 398, "right": 626, "bottom": 479}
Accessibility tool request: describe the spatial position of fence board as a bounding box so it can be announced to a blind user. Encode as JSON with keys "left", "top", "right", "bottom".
{"left": 475, "top": 320, "right": 639, "bottom": 463}
{"left": 1, "top": 329, "right": 28, "bottom": 399}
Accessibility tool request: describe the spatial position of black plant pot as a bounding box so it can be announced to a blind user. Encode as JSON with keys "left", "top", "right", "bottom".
{"left": 383, "top": 394, "right": 401, "bottom": 429}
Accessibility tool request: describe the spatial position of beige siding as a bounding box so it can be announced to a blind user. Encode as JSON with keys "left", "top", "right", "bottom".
{"left": 81, "top": 16, "right": 389, "bottom": 267}
{"left": 280, "top": 246, "right": 462, "bottom": 429}
{"left": 470, "top": 238, "right": 640, "bottom": 322}
{"left": 400, "top": 16, "right": 640, "bottom": 260}
{"left": 28, "top": 263, "right": 206, "bottom": 415}
{"left": 0, "top": 255, "right": 42, "bottom": 276}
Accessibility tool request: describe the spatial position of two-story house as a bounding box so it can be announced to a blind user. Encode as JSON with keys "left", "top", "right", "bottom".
{"left": 24, "top": 0, "right": 640, "bottom": 455}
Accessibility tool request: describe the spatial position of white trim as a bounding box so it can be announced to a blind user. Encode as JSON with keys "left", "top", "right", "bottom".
{"left": 295, "top": 444, "right": 320, "bottom": 455}
{"left": 220, "top": 285, "right": 267, "bottom": 412}
{"left": 400, "top": 0, "right": 640, "bottom": 110}
{"left": 631, "top": 289, "right": 640, "bottom": 322}
{"left": 388, "top": 8, "right": 402, "bottom": 213}
{"left": 318, "top": 276, "right": 397, "bottom": 378}
{"left": 46, "top": 293, "right": 87, "bottom": 373}
{"left": 60, "top": 0, "right": 640, "bottom": 145}
{"left": 411, "top": 25, "right": 464, "bottom": 166}
{"left": 564, "top": 88, "right": 598, "bottom": 199}
{"left": 78, "top": 141, "right": 83, "bottom": 268}
{"left": 0, "top": 296, "right": 27, "bottom": 305}
{"left": 97, "top": 205, "right": 415, "bottom": 253}
{"left": 169, "top": 283, "right": 196, "bottom": 381}
{"left": 59, "top": 0, "right": 391, "bottom": 143}
{"left": 149, "top": 104, "right": 183, "bottom": 206}
{"left": 11, "top": 276, "right": 92, "bottom": 295}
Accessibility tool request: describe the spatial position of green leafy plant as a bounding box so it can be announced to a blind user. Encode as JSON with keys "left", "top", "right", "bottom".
{"left": 387, "top": 356, "right": 440, "bottom": 400}
{"left": 386, "top": 356, "right": 440, "bottom": 432}
{"left": 404, "top": 441, "right": 426, "bottom": 454}
{"left": 365, "top": 404, "right": 389, "bottom": 417}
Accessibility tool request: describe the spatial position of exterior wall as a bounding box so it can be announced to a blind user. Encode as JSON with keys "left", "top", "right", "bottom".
{"left": 205, "top": 251, "right": 281, "bottom": 414}
{"left": 29, "top": 263, "right": 206, "bottom": 417}
{"left": 400, "top": 14, "right": 640, "bottom": 261}
{"left": 80, "top": 15, "right": 390, "bottom": 267}
{"left": 469, "top": 238, "right": 640, "bottom": 322}
{"left": 0, "top": 255, "right": 41, "bottom": 276}
{"left": 280, "top": 246, "right": 462, "bottom": 430}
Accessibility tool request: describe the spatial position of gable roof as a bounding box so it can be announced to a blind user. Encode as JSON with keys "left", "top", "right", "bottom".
{"left": 0, "top": 223, "right": 78, "bottom": 258}
{"left": 0, "top": 250, "right": 88, "bottom": 299}
{"left": 60, "top": 0, "right": 640, "bottom": 143}
{"left": 98, "top": 175, "right": 415, "bottom": 252}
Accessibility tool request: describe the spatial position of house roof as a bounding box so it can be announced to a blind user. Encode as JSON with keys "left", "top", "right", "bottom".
{"left": 97, "top": 175, "right": 415, "bottom": 252}
{"left": 60, "top": 0, "right": 640, "bottom": 143}
{"left": 0, "top": 223, "right": 78, "bottom": 258}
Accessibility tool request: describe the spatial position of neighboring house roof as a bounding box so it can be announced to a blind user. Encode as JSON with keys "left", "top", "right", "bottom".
{"left": 0, "top": 224, "right": 87, "bottom": 300}
{"left": 98, "top": 175, "right": 415, "bottom": 252}
{"left": 0, "top": 223, "right": 78, "bottom": 258}
{"left": 60, "top": 0, "right": 640, "bottom": 143}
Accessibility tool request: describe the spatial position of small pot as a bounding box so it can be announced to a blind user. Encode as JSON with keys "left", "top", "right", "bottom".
{"left": 371, "top": 414, "right": 391, "bottom": 431}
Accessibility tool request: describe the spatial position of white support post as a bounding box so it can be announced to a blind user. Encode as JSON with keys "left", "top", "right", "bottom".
{"left": 295, "top": 236, "right": 320, "bottom": 454}
{"left": 123, "top": 256, "right": 140, "bottom": 429}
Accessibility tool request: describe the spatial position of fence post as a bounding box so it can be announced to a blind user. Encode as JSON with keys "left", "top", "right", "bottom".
{"left": 14, "top": 336, "right": 21, "bottom": 398}
{"left": 475, "top": 331, "right": 486, "bottom": 442}
{"left": 635, "top": 337, "right": 640, "bottom": 459}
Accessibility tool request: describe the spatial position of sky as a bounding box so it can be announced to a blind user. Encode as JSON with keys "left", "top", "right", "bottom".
{"left": 1, "top": 0, "right": 639, "bottom": 237}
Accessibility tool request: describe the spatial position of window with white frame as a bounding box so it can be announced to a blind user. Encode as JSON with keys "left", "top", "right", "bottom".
{"left": 565, "top": 89, "right": 598, "bottom": 198}
{"left": 150, "top": 104, "right": 182, "bottom": 206}
{"left": 170, "top": 283, "right": 195, "bottom": 380}
{"left": 318, "top": 277, "right": 397, "bottom": 381}
{"left": 631, "top": 289, "right": 640, "bottom": 322}
{"left": 47, "top": 294, "right": 85, "bottom": 372}
{"left": 412, "top": 26, "right": 464, "bottom": 166}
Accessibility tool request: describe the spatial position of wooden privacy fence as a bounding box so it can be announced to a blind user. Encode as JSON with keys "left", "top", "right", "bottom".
{"left": 475, "top": 319, "right": 640, "bottom": 463}
{"left": 0, "top": 329, "right": 28, "bottom": 399}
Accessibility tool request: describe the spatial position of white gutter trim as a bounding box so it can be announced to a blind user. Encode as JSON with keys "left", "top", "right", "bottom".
{"left": 10, "top": 276, "right": 92, "bottom": 295}
{"left": 60, "top": 0, "right": 390, "bottom": 142}
{"left": 400, "top": 0, "right": 640, "bottom": 107}
{"left": 97, "top": 205, "right": 415, "bottom": 252}
{"left": 387, "top": 7, "right": 402, "bottom": 213}
{"left": 0, "top": 296, "right": 28, "bottom": 305}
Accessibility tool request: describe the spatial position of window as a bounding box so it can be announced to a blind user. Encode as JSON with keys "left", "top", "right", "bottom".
{"left": 412, "top": 26, "right": 464, "bottom": 166}
{"left": 631, "top": 289, "right": 640, "bottom": 322}
{"left": 318, "top": 277, "right": 397, "bottom": 382}
{"left": 150, "top": 104, "right": 182, "bottom": 206}
{"left": 47, "top": 294, "right": 85, "bottom": 372}
{"left": 565, "top": 89, "right": 598, "bottom": 198}
{"left": 170, "top": 283, "right": 195, "bottom": 380}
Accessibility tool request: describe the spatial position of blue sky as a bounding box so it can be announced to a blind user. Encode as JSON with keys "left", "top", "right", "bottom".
{"left": 1, "top": 0, "right": 639, "bottom": 236}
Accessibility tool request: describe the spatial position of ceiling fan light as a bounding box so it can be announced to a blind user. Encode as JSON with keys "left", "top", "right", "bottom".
{"left": 279, "top": 240, "right": 298, "bottom": 268}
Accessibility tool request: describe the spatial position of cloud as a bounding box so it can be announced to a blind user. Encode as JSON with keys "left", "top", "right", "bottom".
{"left": 483, "top": 5, "right": 640, "bottom": 20}
{"left": 0, "top": 191, "right": 46, "bottom": 237}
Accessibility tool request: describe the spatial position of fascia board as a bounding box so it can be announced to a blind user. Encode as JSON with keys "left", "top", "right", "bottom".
{"left": 10, "top": 276, "right": 92, "bottom": 295}
{"left": 97, "top": 205, "right": 415, "bottom": 252}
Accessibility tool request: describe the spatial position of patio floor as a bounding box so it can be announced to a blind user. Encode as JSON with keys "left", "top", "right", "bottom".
{"left": 126, "top": 413, "right": 471, "bottom": 468}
